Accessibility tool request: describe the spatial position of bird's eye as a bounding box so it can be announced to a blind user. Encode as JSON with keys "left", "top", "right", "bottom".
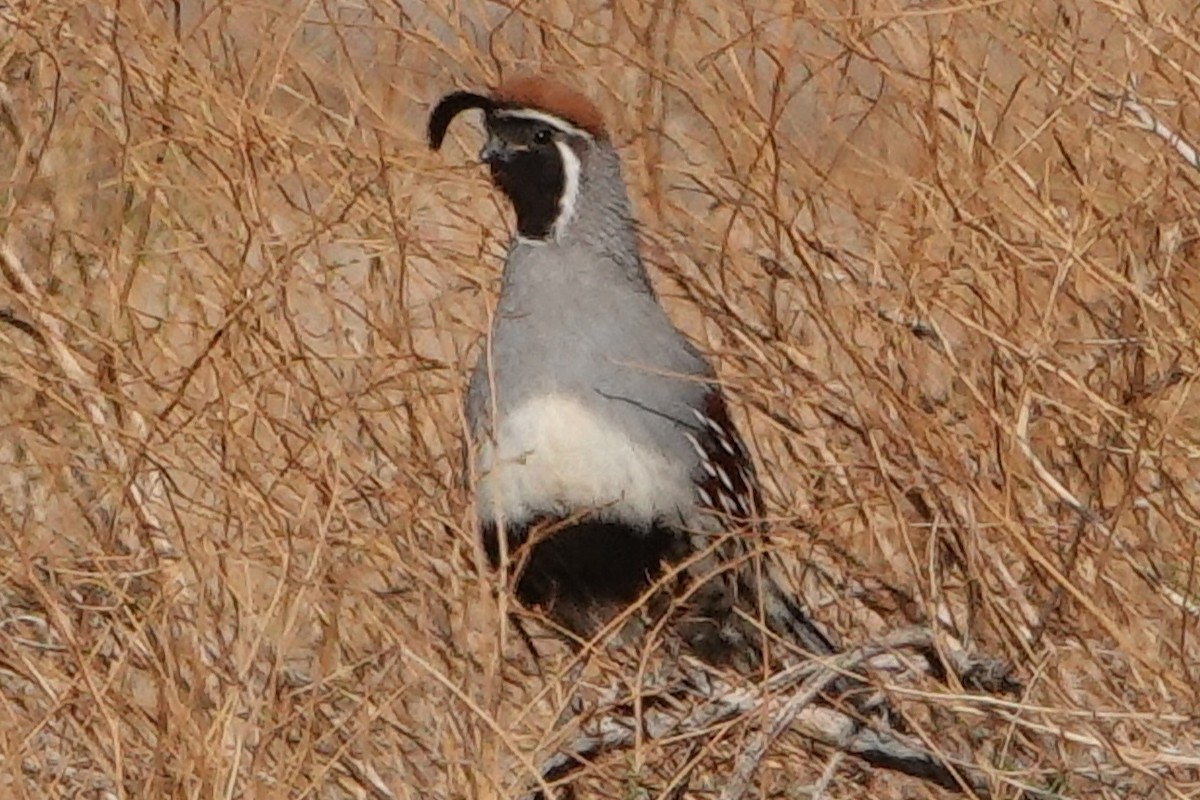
{"left": 533, "top": 128, "right": 553, "bottom": 145}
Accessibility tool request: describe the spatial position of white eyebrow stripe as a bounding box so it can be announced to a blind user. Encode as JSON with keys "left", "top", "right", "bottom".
{"left": 493, "top": 108, "right": 593, "bottom": 139}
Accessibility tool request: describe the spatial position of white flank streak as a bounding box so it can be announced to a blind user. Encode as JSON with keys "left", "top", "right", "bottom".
{"left": 696, "top": 409, "right": 741, "bottom": 455}
{"left": 683, "top": 431, "right": 707, "bottom": 461}
{"left": 715, "top": 465, "right": 736, "bottom": 493}
{"left": 476, "top": 393, "right": 694, "bottom": 526}
{"left": 738, "top": 466, "right": 754, "bottom": 489}
{"left": 553, "top": 140, "right": 581, "bottom": 241}
{"left": 494, "top": 108, "right": 593, "bottom": 140}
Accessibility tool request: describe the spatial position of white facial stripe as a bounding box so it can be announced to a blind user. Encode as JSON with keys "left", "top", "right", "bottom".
{"left": 553, "top": 140, "right": 581, "bottom": 241}
{"left": 494, "top": 108, "right": 593, "bottom": 140}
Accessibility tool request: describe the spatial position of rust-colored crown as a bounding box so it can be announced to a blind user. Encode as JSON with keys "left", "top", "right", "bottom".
{"left": 493, "top": 75, "right": 607, "bottom": 139}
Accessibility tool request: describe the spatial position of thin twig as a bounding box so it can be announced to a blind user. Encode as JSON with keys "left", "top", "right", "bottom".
{"left": 0, "top": 242, "right": 177, "bottom": 560}
{"left": 1090, "top": 84, "right": 1200, "bottom": 171}
{"left": 812, "top": 751, "right": 845, "bottom": 800}
{"left": 719, "top": 649, "right": 844, "bottom": 800}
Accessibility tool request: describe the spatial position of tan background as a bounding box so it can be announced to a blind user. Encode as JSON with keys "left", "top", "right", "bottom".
{"left": 0, "top": 1, "right": 1196, "bottom": 797}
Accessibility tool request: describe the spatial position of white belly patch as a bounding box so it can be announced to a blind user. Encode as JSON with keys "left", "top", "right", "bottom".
{"left": 474, "top": 393, "right": 693, "bottom": 526}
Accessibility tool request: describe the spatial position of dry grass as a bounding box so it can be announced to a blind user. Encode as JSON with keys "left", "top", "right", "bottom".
{"left": 0, "top": 1, "right": 1197, "bottom": 798}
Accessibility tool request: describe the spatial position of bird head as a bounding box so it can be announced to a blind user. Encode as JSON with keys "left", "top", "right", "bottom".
{"left": 428, "top": 75, "right": 608, "bottom": 243}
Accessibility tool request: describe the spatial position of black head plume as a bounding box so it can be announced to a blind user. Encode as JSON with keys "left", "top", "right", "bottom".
{"left": 428, "top": 91, "right": 495, "bottom": 150}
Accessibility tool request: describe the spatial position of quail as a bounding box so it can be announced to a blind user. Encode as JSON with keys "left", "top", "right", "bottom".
{"left": 428, "top": 75, "right": 836, "bottom": 668}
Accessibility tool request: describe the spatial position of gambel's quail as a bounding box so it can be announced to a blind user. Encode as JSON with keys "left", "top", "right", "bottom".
{"left": 428, "top": 76, "right": 836, "bottom": 668}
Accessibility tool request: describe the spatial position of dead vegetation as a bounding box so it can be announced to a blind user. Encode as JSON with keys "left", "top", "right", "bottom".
{"left": 0, "top": 1, "right": 1197, "bottom": 798}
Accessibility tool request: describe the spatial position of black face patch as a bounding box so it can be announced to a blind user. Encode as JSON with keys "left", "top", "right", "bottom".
{"left": 484, "top": 118, "right": 569, "bottom": 240}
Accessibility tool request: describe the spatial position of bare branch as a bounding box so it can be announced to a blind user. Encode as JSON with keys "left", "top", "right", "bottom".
{"left": 1090, "top": 84, "right": 1200, "bottom": 171}
{"left": 522, "top": 629, "right": 1017, "bottom": 800}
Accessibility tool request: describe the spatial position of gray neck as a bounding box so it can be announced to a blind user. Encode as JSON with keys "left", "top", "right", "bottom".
{"left": 519, "top": 140, "right": 655, "bottom": 296}
{"left": 488, "top": 139, "right": 704, "bottom": 384}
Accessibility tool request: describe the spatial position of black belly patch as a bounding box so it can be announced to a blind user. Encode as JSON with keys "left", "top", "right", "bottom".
{"left": 481, "top": 516, "right": 689, "bottom": 635}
